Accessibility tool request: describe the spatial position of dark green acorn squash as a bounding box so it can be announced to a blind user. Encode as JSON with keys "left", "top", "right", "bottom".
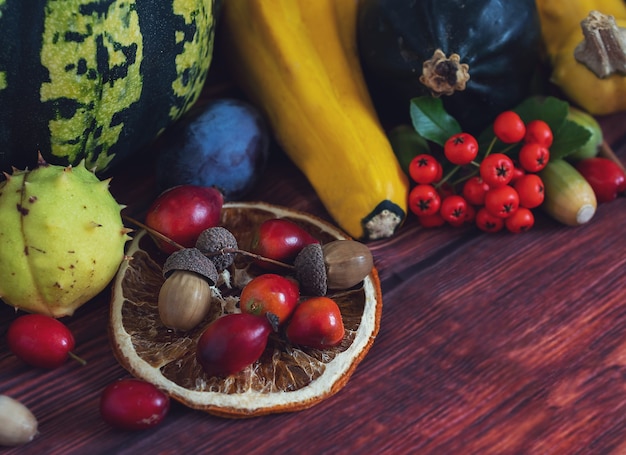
{"left": 0, "top": 0, "right": 219, "bottom": 175}
{"left": 357, "top": 0, "right": 542, "bottom": 135}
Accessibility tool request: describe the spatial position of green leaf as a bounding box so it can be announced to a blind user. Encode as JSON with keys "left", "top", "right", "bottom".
{"left": 410, "top": 97, "right": 461, "bottom": 146}
{"left": 513, "top": 96, "right": 569, "bottom": 128}
{"left": 550, "top": 120, "right": 592, "bottom": 160}
{"left": 387, "top": 125, "right": 431, "bottom": 175}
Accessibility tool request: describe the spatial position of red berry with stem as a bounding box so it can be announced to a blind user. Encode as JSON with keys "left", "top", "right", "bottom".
{"left": 286, "top": 297, "right": 345, "bottom": 350}
{"left": 240, "top": 273, "right": 300, "bottom": 327}
{"left": 479, "top": 153, "right": 515, "bottom": 187}
{"left": 100, "top": 378, "right": 170, "bottom": 431}
{"left": 493, "top": 111, "right": 526, "bottom": 143}
{"left": 7, "top": 314, "right": 83, "bottom": 369}
{"left": 444, "top": 132, "right": 479, "bottom": 165}
{"left": 251, "top": 218, "right": 319, "bottom": 270}
{"left": 196, "top": 313, "right": 272, "bottom": 377}
{"left": 145, "top": 185, "right": 224, "bottom": 254}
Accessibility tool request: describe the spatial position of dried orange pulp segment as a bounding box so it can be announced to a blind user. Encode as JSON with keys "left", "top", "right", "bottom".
{"left": 109, "top": 202, "right": 383, "bottom": 418}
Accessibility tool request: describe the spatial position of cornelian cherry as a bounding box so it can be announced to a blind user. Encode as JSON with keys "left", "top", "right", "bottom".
{"left": 196, "top": 313, "right": 272, "bottom": 377}
{"left": 145, "top": 185, "right": 224, "bottom": 254}
{"left": 240, "top": 273, "right": 300, "bottom": 327}
{"left": 251, "top": 218, "right": 319, "bottom": 270}
{"left": 100, "top": 378, "right": 170, "bottom": 430}
{"left": 7, "top": 314, "right": 79, "bottom": 369}
{"left": 286, "top": 297, "right": 345, "bottom": 350}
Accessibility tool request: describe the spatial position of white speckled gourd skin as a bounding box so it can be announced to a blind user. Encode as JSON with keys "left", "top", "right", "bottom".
{"left": 0, "top": 159, "right": 130, "bottom": 317}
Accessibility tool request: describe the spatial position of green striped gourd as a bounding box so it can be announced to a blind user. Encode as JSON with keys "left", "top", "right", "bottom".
{"left": 0, "top": 0, "right": 218, "bottom": 174}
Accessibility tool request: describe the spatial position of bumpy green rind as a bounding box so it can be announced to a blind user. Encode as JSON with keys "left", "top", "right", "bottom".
{"left": 0, "top": 161, "right": 130, "bottom": 317}
{"left": 0, "top": 0, "right": 217, "bottom": 175}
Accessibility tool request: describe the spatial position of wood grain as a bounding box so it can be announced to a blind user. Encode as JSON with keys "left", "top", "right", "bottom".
{"left": 1, "top": 88, "right": 626, "bottom": 454}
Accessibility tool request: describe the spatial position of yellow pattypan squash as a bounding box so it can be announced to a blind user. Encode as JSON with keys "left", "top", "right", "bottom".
{"left": 536, "top": 0, "right": 626, "bottom": 114}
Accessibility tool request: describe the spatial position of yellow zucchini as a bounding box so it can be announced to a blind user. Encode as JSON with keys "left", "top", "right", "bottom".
{"left": 219, "top": 0, "right": 409, "bottom": 240}
{"left": 539, "top": 159, "right": 597, "bottom": 226}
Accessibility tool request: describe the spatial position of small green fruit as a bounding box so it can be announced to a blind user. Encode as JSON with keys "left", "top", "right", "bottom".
{"left": 566, "top": 107, "right": 603, "bottom": 161}
{"left": 0, "top": 158, "right": 130, "bottom": 317}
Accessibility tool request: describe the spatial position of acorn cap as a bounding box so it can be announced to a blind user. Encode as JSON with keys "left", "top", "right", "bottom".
{"left": 195, "top": 227, "right": 238, "bottom": 272}
{"left": 294, "top": 243, "right": 327, "bottom": 296}
{"left": 162, "top": 247, "right": 218, "bottom": 285}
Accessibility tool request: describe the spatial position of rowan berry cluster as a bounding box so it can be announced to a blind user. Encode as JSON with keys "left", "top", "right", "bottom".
{"left": 407, "top": 111, "right": 552, "bottom": 233}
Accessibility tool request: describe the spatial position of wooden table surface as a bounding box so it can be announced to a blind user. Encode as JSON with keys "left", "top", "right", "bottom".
{"left": 1, "top": 95, "right": 626, "bottom": 454}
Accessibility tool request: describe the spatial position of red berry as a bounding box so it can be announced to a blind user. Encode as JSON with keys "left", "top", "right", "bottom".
{"left": 475, "top": 207, "right": 505, "bottom": 233}
{"left": 462, "top": 176, "right": 490, "bottom": 206}
{"left": 418, "top": 212, "right": 446, "bottom": 228}
{"left": 505, "top": 207, "right": 535, "bottom": 233}
{"left": 196, "top": 313, "right": 272, "bottom": 377}
{"left": 493, "top": 111, "right": 526, "bottom": 143}
{"left": 518, "top": 143, "right": 550, "bottom": 173}
{"left": 145, "top": 185, "right": 224, "bottom": 254}
{"left": 444, "top": 133, "right": 479, "bottom": 165}
{"left": 514, "top": 174, "right": 545, "bottom": 209}
{"left": 7, "top": 314, "right": 76, "bottom": 369}
{"left": 479, "top": 153, "right": 515, "bottom": 187}
{"left": 440, "top": 195, "right": 469, "bottom": 226}
{"left": 100, "top": 378, "right": 170, "bottom": 431}
{"left": 286, "top": 297, "right": 345, "bottom": 350}
{"left": 240, "top": 274, "right": 300, "bottom": 326}
{"left": 408, "top": 154, "right": 442, "bottom": 184}
{"left": 484, "top": 185, "right": 520, "bottom": 218}
{"left": 251, "top": 218, "right": 319, "bottom": 270}
{"left": 408, "top": 184, "right": 441, "bottom": 217}
{"left": 524, "top": 119, "right": 553, "bottom": 148}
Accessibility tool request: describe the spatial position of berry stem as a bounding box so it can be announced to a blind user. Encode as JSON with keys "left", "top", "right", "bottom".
{"left": 122, "top": 214, "right": 295, "bottom": 270}
{"left": 122, "top": 215, "right": 186, "bottom": 251}
{"left": 205, "top": 248, "right": 295, "bottom": 270}
{"left": 69, "top": 351, "right": 87, "bottom": 366}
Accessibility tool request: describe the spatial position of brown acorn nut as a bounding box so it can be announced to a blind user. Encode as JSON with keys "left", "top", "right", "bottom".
{"left": 0, "top": 395, "right": 38, "bottom": 446}
{"left": 295, "top": 240, "right": 374, "bottom": 296}
{"left": 195, "top": 226, "right": 238, "bottom": 272}
{"left": 158, "top": 248, "right": 218, "bottom": 331}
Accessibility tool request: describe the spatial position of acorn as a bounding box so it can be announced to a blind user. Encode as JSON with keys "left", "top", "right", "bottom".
{"left": 195, "top": 226, "right": 238, "bottom": 272}
{"left": 0, "top": 395, "right": 38, "bottom": 446}
{"left": 294, "top": 240, "right": 374, "bottom": 296}
{"left": 158, "top": 248, "right": 218, "bottom": 331}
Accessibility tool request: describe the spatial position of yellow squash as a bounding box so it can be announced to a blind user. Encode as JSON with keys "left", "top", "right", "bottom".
{"left": 219, "top": 0, "right": 409, "bottom": 240}
{"left": 536, "top": 0, "right": 626, "bottom": 114}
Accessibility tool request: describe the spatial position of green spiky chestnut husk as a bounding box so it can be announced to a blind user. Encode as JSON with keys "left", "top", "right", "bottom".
{"left": 0, "top": 157, "right": 130, "bottom": 317}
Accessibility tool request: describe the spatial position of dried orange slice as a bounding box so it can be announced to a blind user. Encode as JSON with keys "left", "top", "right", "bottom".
{"left": 109, "top": 202, "right": 382, "bottom": 418}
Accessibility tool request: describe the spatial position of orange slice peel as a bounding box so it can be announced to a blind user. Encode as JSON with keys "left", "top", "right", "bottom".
{"left": 109, "top": 202, "right": 382, "bottom": 418}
